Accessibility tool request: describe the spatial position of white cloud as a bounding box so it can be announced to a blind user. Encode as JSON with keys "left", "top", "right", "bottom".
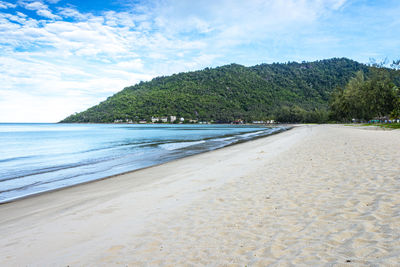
{"left": 0, "top": 52, "right": 153, "bottom": 122}
{"left": 0, "top": 1, "right": 16, "bottom": 9}
{"left": 22, "top": 1, "right": 48, "bottom": 10}
{"left": 0, "top": 0, "right": 353, "bottom": 122}
{"left": 0, "top": 90, "right": 97, "bottom": 123}
{"left": 115, "top": 59, "right": 144, "bottom": 71}
{"left": 150, "top": 0, "right": 350, "bottom": 42}
{"left": 36, "top": 8, "right": 60, "bottom": 19}
{"left": 16, "top": 11, "right": 27, "bottom": 18}
{"left": 57, "top": 7, "right": 89, "bottom": 20}
{"left": 329, "top": 0, "right": 347, "bottom": 10}
{"left": 2, "top": 0, "right": 400, "bottom": 122}
{"left": 1, "top": 12, "right": 27, "bottom": 24}
{"left": 20, "top": 1, "right": 61, "bottom": 19}
{"left": 103, "top": 11, "right": 136, "bottom": 28}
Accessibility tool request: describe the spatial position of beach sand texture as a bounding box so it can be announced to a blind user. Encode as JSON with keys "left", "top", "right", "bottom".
{"left": 1, "top": 125, "right": 399, "bottom": 266}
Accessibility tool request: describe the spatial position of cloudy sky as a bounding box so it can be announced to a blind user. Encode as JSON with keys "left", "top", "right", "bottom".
{"left": 1, "top": 0, "right": 399, "bottom": 122}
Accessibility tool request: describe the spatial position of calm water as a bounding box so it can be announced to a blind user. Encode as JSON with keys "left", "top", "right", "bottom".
{"left": 0, "top": 123, "right": 286, "bottom": 203}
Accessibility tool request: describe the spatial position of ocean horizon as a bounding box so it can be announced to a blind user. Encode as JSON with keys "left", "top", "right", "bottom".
{"left": 0, "top": 123, "right": 287, "bottom": 203}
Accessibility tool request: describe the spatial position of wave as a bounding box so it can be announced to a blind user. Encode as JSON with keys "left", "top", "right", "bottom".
{"left": 0, "top": 125, "right": 288, "bottom": 203}
{"left": 159, "top": 140, "right": 206, "bottom": 151}
{"left": 237, "top": 130, "right": 266, "bottom": 138}
{"left": 0, "top": 155, "right": 38, "bottom": 163}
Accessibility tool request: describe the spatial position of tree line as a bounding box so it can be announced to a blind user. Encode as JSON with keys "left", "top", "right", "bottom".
{"left": 61, "top": 58, "right": 370, "bottom": 123}
{"left": 273, "top": 61, "right": 400, "bottom": 123}
{"left": 330, "top": 66, "right": 400, "bottom": 122}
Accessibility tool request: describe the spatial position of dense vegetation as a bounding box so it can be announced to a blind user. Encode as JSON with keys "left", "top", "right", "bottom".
{"left": 363, "top": 123, "right": 400, "bottom": 129}
{"left": 330, "top": 67, "right": 400, "bottom": 122}
{"left": 61, "top": 58, "right": 372, "bottom": 123}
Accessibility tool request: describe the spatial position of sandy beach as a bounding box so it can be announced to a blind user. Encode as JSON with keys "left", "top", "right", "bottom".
{"left": 1, "top": 124, "right": 399, "bottom": 266}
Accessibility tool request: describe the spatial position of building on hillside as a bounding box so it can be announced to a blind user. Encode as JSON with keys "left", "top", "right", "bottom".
{"left": 114, "top": 119, "right": 133, "bottom": 123}
{"left": 139, "top": 120, "right": 147, "bottom": 124}
{"left": 170, "top": 116, "right": 177, "bottom": 123}
{"left": 151, "top": 117, "right": 159, "bottom": 123}
{"left": 160, "top": 117, "right": 168, "bottom": 123}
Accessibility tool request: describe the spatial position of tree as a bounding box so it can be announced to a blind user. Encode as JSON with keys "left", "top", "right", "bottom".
{"left": 60, "top": 58, "right": 368, "bottom": 123}
{"left": 330, "top": 69, "right": 398, "bottom": 121}
{"left": 391, "top": 86, "right": 400, "bottom": 118}
{"left": 330, "top": 71, "right": 368, "bottom": 121}
{"left": 363, "top": 68, "right": 396, "bottom": 118}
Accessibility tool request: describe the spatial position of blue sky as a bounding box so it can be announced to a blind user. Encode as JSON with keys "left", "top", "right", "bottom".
{"left": 0, "top": 0, "right": 399, "bottom": 122}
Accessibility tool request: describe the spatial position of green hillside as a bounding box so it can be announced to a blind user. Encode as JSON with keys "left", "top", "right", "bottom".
{"left": 61, "top": 58, "right": 369, "bottom": 123}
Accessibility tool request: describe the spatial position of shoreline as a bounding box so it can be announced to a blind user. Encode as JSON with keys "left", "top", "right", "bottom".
{"left": 1, "top": 124, "right": 399, "bottom": 265}
{"left": 0, "top": 126, "right": 292, "bottom": 205}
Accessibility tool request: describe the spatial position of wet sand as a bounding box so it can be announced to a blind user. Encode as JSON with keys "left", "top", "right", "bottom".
{"left": 1, "top": 125, "right": 399, "bottom": 266}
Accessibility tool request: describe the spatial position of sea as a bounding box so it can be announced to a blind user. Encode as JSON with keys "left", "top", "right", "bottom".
{"left": 0, "top": 123, "right": 287, "bottom": 203}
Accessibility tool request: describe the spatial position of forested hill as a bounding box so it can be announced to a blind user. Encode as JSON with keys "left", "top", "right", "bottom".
{"left": 61, "top": 58, "right": 369, "bottom": 123}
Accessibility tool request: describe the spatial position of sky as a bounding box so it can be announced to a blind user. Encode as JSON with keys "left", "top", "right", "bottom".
{"left": 0, "top": 0, "right": 399, "bottom": 122}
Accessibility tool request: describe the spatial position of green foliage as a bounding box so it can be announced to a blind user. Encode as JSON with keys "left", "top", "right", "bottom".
{"left": 390, "top": 86, "right": 400, "bottom": 118}
{"left": 330, "top": 67, "right": 400, "bottom": 122}
{"left": 382, "top": 123, "right": 400, "bottom": 129}
{"left": 364, "top": 123, "right": 400, "bottom": 129}
{"left": 274, "top": 106, "right": 329, "bottom": 123}
{"left": 330, "top": 71, "right": 369, "bottom": 121}
{"left": 61, "top": 58, "right": 368, "bottom": 123}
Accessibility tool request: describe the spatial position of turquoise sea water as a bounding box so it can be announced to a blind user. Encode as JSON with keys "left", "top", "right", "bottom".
{"left": 0, "top": 123, "right": 286, "bottom": 203}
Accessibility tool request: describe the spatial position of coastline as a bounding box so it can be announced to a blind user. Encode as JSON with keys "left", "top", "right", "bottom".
{"left": 0, "top": 125, "right": 290, "bottom": 205}
{"left": 1, "top": 124, "right": 399, "bottom": 265}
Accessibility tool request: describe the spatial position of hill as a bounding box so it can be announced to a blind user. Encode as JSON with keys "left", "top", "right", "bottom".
{"left": 61, "top": 58, "right": 369, "bottom": 123}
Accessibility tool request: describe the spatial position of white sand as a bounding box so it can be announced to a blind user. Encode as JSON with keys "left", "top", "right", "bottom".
{"left": 1, "top": 125, "right": 399, "bottom": 266}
